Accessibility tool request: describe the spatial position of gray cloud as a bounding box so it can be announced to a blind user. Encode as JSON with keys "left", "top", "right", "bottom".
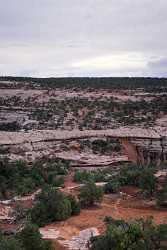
{"left": 0, "top": 0, "right": 167, "bottom": 77}
{"left": 148, "top": 58, "right": 167, "bottom": 68}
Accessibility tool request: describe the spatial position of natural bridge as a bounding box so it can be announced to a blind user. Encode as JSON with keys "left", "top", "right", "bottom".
{"left": 0, "top": 127, "right": 167, "bottom": 165}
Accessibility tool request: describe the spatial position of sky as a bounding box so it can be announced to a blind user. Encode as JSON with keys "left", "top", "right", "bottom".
{"left": 0, "top": 0, "right": 167, "bottom": 77}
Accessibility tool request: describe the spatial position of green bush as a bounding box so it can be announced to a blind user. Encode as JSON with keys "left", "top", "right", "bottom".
{"left": 30, "top": 186, "right": 73, "bottom": 226}
{"left": 90, "top": 217, "right": 167, "bottom": 250}
{"left": 156, "top": 190, "right": 167, "bottom": 208}
{"left": 156, "top": 179, "right": 167, "bottom": 207}
{"left": 118, "top": 164, "right": 143, "bottom": 186}
{"left": 0, "top": 158, "right": 70, "bottom": 199}
{"left": 0, "top": 233, "right": 22, "bottom": 250}
{"left": 0, "top": 223, "right": 53, "bottom": 250}
{"left": 139, "top": 169, "right": 157, "bottom": 197}
{"left": 104, "top": 164, "right": 157, "bottom": 197}
{"left": 18, "top": 223, "right": 53, "bottom": 250}
{"left": 74, "top": 170, "right": 92, "bottom": 183}
{"left": 73, "top": 169, "right": 111, "bottom": 184}
{"left": 67, "top": 195, "right": 81, "bottom": 215}
{"left": 79, "top": 181, "right": 103, "bottom": 207}
{"left": 104, "top": 179, "right": 120, "bottom": 194}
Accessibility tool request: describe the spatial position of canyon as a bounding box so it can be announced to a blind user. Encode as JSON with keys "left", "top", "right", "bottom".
{"left": 1, "top": 77, "right": 167, "bottom": 250}
{"left": 0, "top": 127, "right": 167, "bottom": 166}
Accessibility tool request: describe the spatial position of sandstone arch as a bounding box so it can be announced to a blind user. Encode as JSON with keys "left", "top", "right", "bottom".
{"left": 0, "top": 128, "right": 166, "bottom": 166}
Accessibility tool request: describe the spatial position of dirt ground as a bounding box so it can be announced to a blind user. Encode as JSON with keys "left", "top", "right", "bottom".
{"left": 44, "top": 190, "right": 167, "bottom": 236}
{"left": 41, "top": 184, "right": 167, "bottom": 250}
{"left": 2, "top": 175, "right": 167, "bottom": 250}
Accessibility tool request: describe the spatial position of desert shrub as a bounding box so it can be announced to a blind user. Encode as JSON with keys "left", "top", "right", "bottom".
{"left": 104, "top": 164, "right": 157, "bottom": 197}
{"left": 156, "top": 189, "right": 167, "bottom": 208}
{"left": 30, "top": 187, "right": 72, "bottom": 226}
{"left": 104, "top": 179, "right": 120, "bottom": 194}
{"left": 67, "top": 195, "right": 81, "bottom": 215}
{"left": 0, "top": 223, "right": 53, "bottom": 250}
{"left": 0, "top": 158, "right": 70, "bottom": 199}
{"left": 118, "top": 164, "right": 143, "bottom": 186}
{"left": 103, "top": 216, "right": 126, "bottom": 226}
{"left": 91, "top": 139, "right": 121, "bottom": 154}
{"left": 139, "top": 169, "right": 157, "bottom": 197}
{"left": 118, "top": 164, "right": 156, "bottom": 190}
{"left": 74, "top": 165, "right": 157, "bottom": 198}
{"left": 156, "top": 178, "right": 167, "bottom": 207}
{"left": 74, "top": 169, "right": 111, "bottom": 184}
{"left": 17, "top": 223, "right": 53, "bottom": 250}
{"left": 90, "top": 217, "right": 167, "bottom": 250}
{"left": 79, "top": 181, "right": 103, "bottom": 207}
{"left": 0, "top": 233, "right": 22, "bottom": 250}
{"left": 74, "top": 170, "right": 92, "bottom": 183}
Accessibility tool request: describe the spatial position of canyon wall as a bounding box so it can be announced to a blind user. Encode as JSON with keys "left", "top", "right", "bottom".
{"left": 0, "top": 128, "right": 167, "bottom": 165}
{"left": 121, "top": 137, "right": 167, "bottom": 165}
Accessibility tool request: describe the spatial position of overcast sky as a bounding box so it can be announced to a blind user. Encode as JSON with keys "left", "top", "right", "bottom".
{"left": 0, "top": 0, "right": 167, "bottom": 77}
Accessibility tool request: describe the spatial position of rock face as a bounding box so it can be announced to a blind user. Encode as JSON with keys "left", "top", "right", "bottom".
{"left": 121, "top": 137, "right": 167, "bottom": 165}
{"left": 40, "top": 227, "right": 99, "bottom": 250}
{"left": 0, "top": 127, "right": 167, "bottom": 165}
{"left": 0, "top": 205, "right": 12, "bottom": 221}
{"left": 59, "top": 228, "right": 99, "bottom": 250}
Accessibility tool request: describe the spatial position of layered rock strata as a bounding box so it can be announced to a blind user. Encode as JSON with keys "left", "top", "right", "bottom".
{"left": 0, "top": 127, "right": 167, "bottom": 165}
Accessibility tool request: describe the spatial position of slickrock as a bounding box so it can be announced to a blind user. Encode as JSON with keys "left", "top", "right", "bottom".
{"left": 0, "top": 128, "right": 162, "bottom": 146}
{"left": 0, "top": 205, "right": 12, "bottom": 221}
{"left": 58, "top": 228, "right": 99, "bottom": 250}
{"left": 0, "top": 127, "right": 167, "bottom": 165}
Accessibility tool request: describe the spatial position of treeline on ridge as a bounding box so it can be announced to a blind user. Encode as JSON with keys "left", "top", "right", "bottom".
{"left": 0, "top": 76, "right": 167, "bottom": 91}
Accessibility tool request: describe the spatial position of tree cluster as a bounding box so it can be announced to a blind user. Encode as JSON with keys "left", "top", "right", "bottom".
{"left": 0, "top": 158, "right": 70, "bottom": 199}
{"left": 30, "top": 186, "right": 80, "bottom": 226}
{"left": 90, "top": 217, "right": 167, "bottom": 250}
{"left": 0, "top": 223, "right": 53, "bottom": 250}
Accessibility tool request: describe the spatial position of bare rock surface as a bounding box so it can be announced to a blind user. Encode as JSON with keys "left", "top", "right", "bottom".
{"left": 40, "top": 227, "right": 99, "bottom": 250}
{"left": 0, "top": 127, "right": 167, "bottom": 165}
{"left": 0, "top": 205, "right": 12, "bottom": 221}
{"left": 59, "top": 227, "right": 99, "bottom": 250}
{"left": 0, "top": 128, "right": 162, "bottom": 146}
